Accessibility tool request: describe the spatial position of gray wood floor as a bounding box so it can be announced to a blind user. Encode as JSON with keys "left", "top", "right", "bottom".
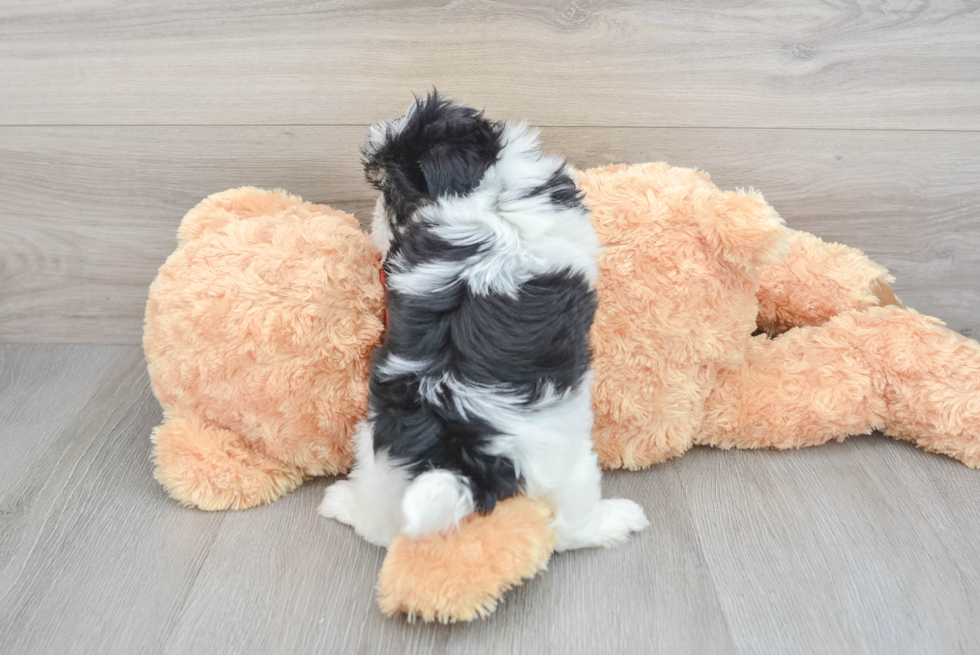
{"left": 2, "top": 1, "right": 979, "bottom": 653}
{"left": 4, "top": 344, "right": 980, "bottom": 654}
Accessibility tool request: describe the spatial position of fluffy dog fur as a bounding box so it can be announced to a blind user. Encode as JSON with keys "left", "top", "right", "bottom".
{"left": 320, "top": 93, "right": 649, "bottom": 550}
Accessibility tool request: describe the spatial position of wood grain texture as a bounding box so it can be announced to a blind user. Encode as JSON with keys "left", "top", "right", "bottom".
{"left": 1, "top": 125, "right": 977, "bottom": 344}
{"left": 1, "top": 1, "right": 978, "bottom": 129}
{"left": 0, "top": 345, "right": 225, "bottom": 655}
{"left": 169, "top": 469, "right": 734, "bottom": 655}
{"left": 0, "top": 344, "right": 127, "bottom": 499}
{"left": 158, "top": 480, "right": 454, "bottom": 655}
{"left": 444, "top": 468, "right": 737, "bottom": 655}
{"left": 4, "top": 346, "right": 980, "bottom": 654}
{"left": 672, "top": 439, "right": 980, "bottom": 655}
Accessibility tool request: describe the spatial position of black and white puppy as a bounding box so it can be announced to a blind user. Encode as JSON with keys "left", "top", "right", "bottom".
{"left": 320, "top": 93, "right": 648, "bottom": 551}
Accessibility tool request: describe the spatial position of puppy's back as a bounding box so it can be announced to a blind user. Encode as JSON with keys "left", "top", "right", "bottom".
{"left": 363, "top": 92, "right": 600, "bottom": 529}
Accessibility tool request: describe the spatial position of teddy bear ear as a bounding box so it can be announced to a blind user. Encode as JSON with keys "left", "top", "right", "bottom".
{"left": 699, "top": 189, "right": 791, "bottom": 270}
{"left": 419, "top": 139, "right": 496, "bottom": 199}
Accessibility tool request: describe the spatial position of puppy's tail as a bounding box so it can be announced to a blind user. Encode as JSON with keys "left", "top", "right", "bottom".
{"left": 401, "top": 469, "right": 476, "bottom": 538}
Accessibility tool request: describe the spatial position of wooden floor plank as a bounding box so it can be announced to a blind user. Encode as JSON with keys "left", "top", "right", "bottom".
{"left": 674, "top": 440, "right": 980, "bottom": 654}
{"left": 1, "top": 1, "right": 978, "bottom": 129}
{"left": 159, "top": 467, "right": 735, "bottom": 654}
{"left": 0, "top": 345, "right": 127, "bottom": 499}
{"left": 444, "top": 468, "right": 737, "bottom": 655}
{"left": 847, "top": 435, "right": 980, "bottom": 604}
{"left": 1, "top": 1, "right": 977, "bottom": 652}
{"left": 0, "top": 346, "right": 226, "bottom": 655}
{"left": 2, "top": 347, "right": 980, "bottom": 653}
{"left": 2, "top": 125, "right": 977, "bottom": 344}
{"left": 160, "top": 478, "right": 452, "bottom": 655}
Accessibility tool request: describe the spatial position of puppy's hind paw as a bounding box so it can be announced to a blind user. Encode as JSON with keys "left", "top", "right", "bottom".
{"left": 595, "top": 498, "right": 650, "bottom": 548}
{"left": 319, "top": 480, "right": 355, "bottom": 525}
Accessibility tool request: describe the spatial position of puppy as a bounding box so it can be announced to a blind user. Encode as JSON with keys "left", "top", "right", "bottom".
{"left": 320, "top": 92, "right": 648, "bottom": 551}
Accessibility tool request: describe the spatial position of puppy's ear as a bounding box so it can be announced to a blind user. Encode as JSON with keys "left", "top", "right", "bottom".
{"left": 363, "top": 92, "right": 501, "bottom": 219}
{"left": 415, "top": 95, "right": 500, "bottom": 198}
{"left": 419, "top": 142, "right": 495, "bottom": 198}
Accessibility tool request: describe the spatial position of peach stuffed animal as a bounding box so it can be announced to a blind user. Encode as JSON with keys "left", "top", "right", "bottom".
{"left": 144, "top": 164, "right": 980, "bottom": 621}
{"left": 145, "top": 188, "right": 384, "bottom": 510}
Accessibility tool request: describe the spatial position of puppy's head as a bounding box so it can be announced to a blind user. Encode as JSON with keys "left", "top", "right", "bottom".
{"left": 363, "top": 91, "right": 502, "bottom": 234}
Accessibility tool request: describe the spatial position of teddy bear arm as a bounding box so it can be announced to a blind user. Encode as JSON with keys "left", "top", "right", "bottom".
{"left": 755, "top": 229, "right": 898, "bottom": 336}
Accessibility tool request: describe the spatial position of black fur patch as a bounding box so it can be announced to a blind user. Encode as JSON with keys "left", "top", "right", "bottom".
{"left": 380, "top": 269, "right": 596, "bottom": 400}
{"left": 527, "top": 168, "right": 586, "bottom": 210}
{"left": 383, "top": 220, "right": 485, "bottom": 271}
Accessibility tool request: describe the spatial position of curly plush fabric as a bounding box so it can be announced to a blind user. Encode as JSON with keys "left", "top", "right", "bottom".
{"left": 145, "top": 188, "right": 384, "bottom": 510}
{"left": 582, "top": 163, "right": 789, "bottom": 470}
{"left": 756, "top": 229, "right": 896, "bottom": 336}
{"left": 700, "top": 306, "right": 980, "bottom": 465}
{"left": 377, "top": 496, "right": 556, "bottom": 623}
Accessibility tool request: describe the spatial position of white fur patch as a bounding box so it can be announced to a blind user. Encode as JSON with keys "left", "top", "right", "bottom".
{"left": 386, "top": 258, "right": 466, "bottom": 295}
{"left": 417, "top": 373, "right": 526, "bottom": 422}
{"left": 376, "top": 354, "right": 430, "bottom": 379}
{"left": 479, "top": 372, "right": 650, "bottom": 550}
{"left": 319, "top": 421, "right": 411, "bottom": 548}
{"left": 370, "top": 194, "right": 394, "bottom": 257}
{"left": 401, "top": 469, "right": 476, "bottom": 538}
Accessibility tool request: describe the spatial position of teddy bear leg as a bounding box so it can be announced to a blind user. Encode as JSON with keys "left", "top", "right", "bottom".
{"left": 846, "top": 306, "right": 980, "bottom": 466}
{"left": 699, "top": 306, "right": 980, "bottom": 466}
{"left": 151, "top": 410, "right": 306, "bottom": 510}
{"left": 698, "top": 320, "right": 887, "bottom": 452}
{"left": 756, "top": 229, "right": 899, "bottom": 336}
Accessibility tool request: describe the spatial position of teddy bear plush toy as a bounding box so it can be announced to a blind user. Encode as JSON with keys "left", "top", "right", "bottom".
{"left": 144, "top": 162, "right": 980, "bottom": 623}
